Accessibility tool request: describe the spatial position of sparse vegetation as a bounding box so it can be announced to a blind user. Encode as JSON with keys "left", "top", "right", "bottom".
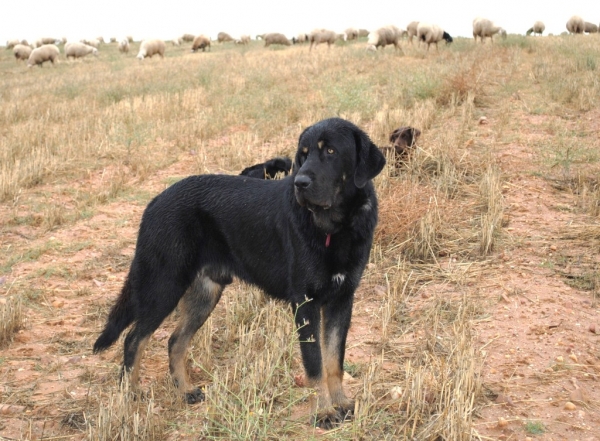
{"left": 0, "top": 34, "right": 599, "bottom": 440}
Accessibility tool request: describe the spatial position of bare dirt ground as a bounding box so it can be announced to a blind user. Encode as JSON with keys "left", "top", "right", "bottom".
{"left": 1, "top": 109, "right": 599, "bottom": 440}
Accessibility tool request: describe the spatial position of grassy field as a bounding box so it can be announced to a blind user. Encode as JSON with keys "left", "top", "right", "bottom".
{"left": 0, "top": 36, "right": 599, "bottom": 440}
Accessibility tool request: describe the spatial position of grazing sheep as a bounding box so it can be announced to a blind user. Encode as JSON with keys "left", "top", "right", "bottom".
{"left": 309, "top": 29, "right": 343, "bottom": 50}
{"left": 344, "top": 27, "right": 359, "bottom": 41}
{"left": 35, "top": 37, "right": 58, "bottom": 47}
{"left": 118, "top": 38, "right": 130, "bottom": 54}
{"left": 584, "top": 22, "right": 598, "bottom": 33}
{"left": 407, "top": 21, "right": 419, "bottom": 44}
{"left": 181, "top": 34, "right": 195, "bottom": 42}
{"left": 27, "top": 44, "right": 60, "bottom": 67}
{"left": 65, "top": 42, "right": 98, "bottom": 59}
{"left": 566, "top": 16, "right": 585, "bottom": 34}
{"left": 293, "top": 33, "right": 309, "bottom": 44}
{"left": 171, "top": 38, "right": 182, "bottom": 46}
{"left": 263, "top": 33, "right": 291, "bottom": 47}
{"left": 110, "top": 37, "right": 117, "bottom": 43}
{"left": 358, "top": 29, "right": 370, "bottom": 37}
{"left": 13, "top": 44, "right": 32, "bottom": 62}
{"left": 81, "top": 38, "right": 100, "bottom": 48}
{"left": 192, "top": 35, "right": 211, "bottom": 52}
{"left": 6, "top": 39, "right": 20, "bottom": 49}
{"left": 136, "top": 39, "right": 166, "bottom": 59}
{"left": 380, "top": 126, "right": 421, "bottom": 167}
{"left": 416, "top": 22, "right": 453, "bottom": 51}
{"left": 366, "top": 25, "right": 405, "bottom": 52}
{"left": 217, "top": 32, "right": 234, "bottom": 43}
{"left": 526, "top": 21, "right": 545, "bottom": 36}
{"left": 234, "top": 35, "right": 251, "bottom": 44}
{"left": 472, "top": 17, "right": 506, "bottom": 43}
{"left": 127, "top": 36, "right": 134, "bottom": 43}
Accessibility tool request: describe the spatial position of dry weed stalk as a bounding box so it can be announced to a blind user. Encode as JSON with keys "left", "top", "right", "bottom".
{"left": 479, "top": 165, "right": 504, "bottom": 255}
{"left": 0, "top": 294, "right": 23, "bottom": 347}
{"left": 88, "top": 375, "right": 164, "bottom": 441}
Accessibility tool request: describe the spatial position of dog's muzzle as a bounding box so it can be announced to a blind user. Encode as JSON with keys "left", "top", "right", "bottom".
{"left": 294, "top": 175, "right": 332, "bottom": 211}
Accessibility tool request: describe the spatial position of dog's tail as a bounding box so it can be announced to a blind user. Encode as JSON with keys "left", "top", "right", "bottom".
{"left": 93, "top": 276, "right": 135, "bottom": 353}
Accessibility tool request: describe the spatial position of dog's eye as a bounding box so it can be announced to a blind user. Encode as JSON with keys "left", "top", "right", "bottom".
{"left": 327, "top": 148, "right": 335, "bottom": 154}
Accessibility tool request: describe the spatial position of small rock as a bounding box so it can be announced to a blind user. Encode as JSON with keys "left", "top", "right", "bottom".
{"left": 390, "top": 386, "right": 402, "bottom": 400}
{"left": 549, "top": 244, "right": 557, "bottom": 251}
{"left": 52, "top": 300, "right": 64, "bottom": 308}
{"left": 589, "top": 324, "right": 599, "bottom": 334}
{"left": 556, "top": 356, "right": 564, "bottom": 363}
{"left": 564, "top": 401, "right": 576, "bottom": 410}
{"left": 478, "top": 116, "right": 488, "bottom": 125}
{"left": 569, "top": 388, "right": 587, "bottom": 404}
{"left": 497, "top": 417, "right": 508, "bottom": 428}
{"left": 569, "top": 353, "right": 578, "bottom": 363}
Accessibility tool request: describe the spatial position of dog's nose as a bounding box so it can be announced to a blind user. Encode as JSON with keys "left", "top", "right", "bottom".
{"left": 294, "top": 175, "right": 312, "bottom": 190}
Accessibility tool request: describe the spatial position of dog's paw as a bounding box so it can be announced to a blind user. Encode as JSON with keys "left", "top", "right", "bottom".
{"left": 312, "top": 405, "right": 353, "bottom": 430}
{"left": 185, "top": 387, "right": 205, "bottom": 404}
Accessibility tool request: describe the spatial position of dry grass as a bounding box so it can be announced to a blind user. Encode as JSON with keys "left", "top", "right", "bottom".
{"left": 1, "top": 34, "right": 599, "bottom": 440}
{"left": 0, "top": 293, "right": 23, "bottom": 347}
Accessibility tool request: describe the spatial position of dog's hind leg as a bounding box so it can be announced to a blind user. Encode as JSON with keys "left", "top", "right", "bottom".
{"left": 122, "top": 278, "right": 186, "bottom": 389}
{"left": 168, "top": 272, "right": 224, "bottom": 404}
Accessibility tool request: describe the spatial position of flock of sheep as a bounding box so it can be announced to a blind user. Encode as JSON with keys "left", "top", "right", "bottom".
{"left": 5, "top": 15, "right": 599, "bottom": 68}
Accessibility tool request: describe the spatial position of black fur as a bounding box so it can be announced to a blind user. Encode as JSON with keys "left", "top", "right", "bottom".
{"left": 93, "top": 117, "right": 385, "bottom": 428}
{"left": 240, "top": 156, "right": 292, "bottom": 179}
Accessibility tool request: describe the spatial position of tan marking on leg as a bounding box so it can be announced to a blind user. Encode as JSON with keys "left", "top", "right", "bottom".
{"left": 130, "top": 336, "right": 149, "bottom": 386}
{"left": 322, "top": 323, "right": 353, "bottom": 409}
{"left": 169, "top": 273, "right": 223, "bottom": 394}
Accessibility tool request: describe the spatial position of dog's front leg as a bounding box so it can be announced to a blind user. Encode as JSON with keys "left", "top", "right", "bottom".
{"left": 293, "top": 302, "right": 333, "bottom": 422}
{"left": 315, "top": 293, "right": 355, "bottom": 428}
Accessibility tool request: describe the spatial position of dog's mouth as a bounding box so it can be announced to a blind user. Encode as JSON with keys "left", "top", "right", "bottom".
{"left": 306, "top": 202, "right": 331, "bottom": 212}
{"left": 295, "top": 191, "right": 332, "bottom": 212}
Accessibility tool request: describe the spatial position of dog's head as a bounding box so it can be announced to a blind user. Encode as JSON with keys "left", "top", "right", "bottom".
{"left": 389, "top": 126, "right": 421, "bottom": 156}
{"left": 293, "top": 118, "right": 385, "bottom": 227}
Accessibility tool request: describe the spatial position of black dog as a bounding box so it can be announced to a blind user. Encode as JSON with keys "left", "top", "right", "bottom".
{"left": 93, "top": 118, "right": 385, "bottom": 428}
{"left": 240, "top": 156, "right": 292, "bottom": 179}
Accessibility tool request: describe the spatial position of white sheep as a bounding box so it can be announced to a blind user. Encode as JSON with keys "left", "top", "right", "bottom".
{"left": 81, "top": 38, "right": 100, "bottom": 48}
{"left": 35, "top": 37, "right": 59, "bottom": 48}
{"left": 416, "top": 22, "right": 453, "bottom": 51}
{"left": 136, "top": 39, "right": 166, "bottom": 59}
{"left": 127, "top": 36, "right": 134, "bottom": 43}
{"left": 584, "top": 22, "right": 598, "bottom": 33}
{"left": 344, "top": 28, "right": 359, "bottom": 41}
{"left": 217, "top": 32, "right": 234, "bottom": 43}
{"left": 526, "top": 21, "right": 545, "bottom": 36}
{"left": 13, "top": 44, "right": 32, "bottom": 62}
{"left": 472, "top": 17, "right": 506, "bottom": 43}
{"left": 181, "top": 34, "right": 195, "bottom": 42}
{"left": 263, "top": 33, "right": 291, "bottom": 47}
{"left": 118, "top": 39, "right": 130, "bottom": 54}
{"left": 234, "top": 35, "right": 251, "bottom": 45}
{"left": 192, "top": 35, "right": 211, "bottom": 52}
{"left": 6, "top": 39, "right": 20, "bottom": 49}
{"left": 407, "top": 21, "right": 419, "bottom": 44}
{"left": 366, "top": 25, "right": 405, "bottom": 52}
{"left": 358, "top": 29, "right": 369, "bottom": 38}
{"left": 65, "top": 42, "right": 98, "bottom": 59}
{"left": 309, "top": 29, "right": 343, "bottom": 50}
{"left": 293, "top": 33, "right": 309, "bottom": 44}
{"left": 27, "top": 44, "right": 60, "bottom": 67}
{"left": 566, "top": 16, "right": 585, "bottom": 34}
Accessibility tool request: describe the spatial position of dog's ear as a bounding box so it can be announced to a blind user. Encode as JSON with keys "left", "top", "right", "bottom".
{"left": 353, "top": 128, "right": 386, "bottom": 188}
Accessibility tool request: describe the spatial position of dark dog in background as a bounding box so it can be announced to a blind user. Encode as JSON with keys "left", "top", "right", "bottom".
{"left": 240, "top": 156, "right": 292, "bottom": 179}
{"left": 93, "top": 118, "right": 385, "bottom": 428}
{"left": 380, "top": 126, "right": 421, "bottom": 166}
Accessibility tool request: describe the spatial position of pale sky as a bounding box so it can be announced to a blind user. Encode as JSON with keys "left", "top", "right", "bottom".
{"left": 2, "top": 1, "right": 599, "bottom": 44}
